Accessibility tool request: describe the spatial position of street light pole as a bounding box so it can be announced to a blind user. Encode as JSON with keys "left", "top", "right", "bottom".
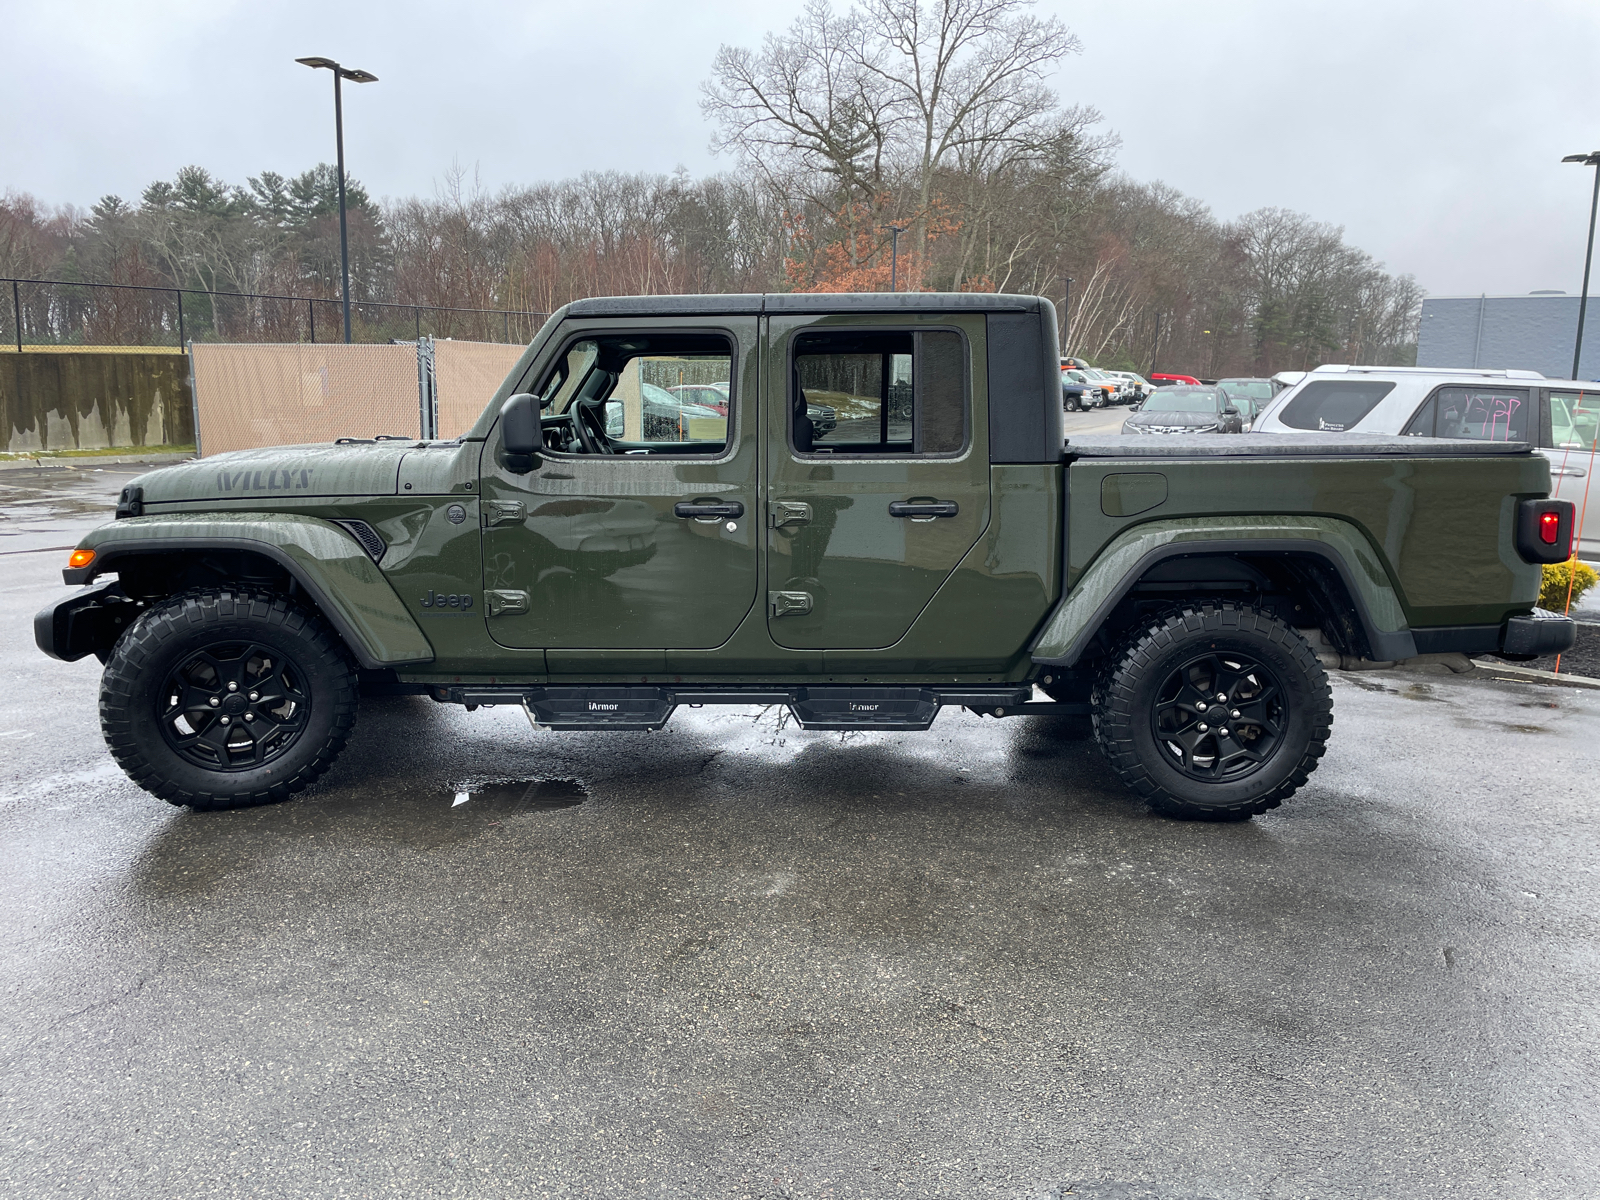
{"left": 1563, "top": 151, "right": 1600, "bottom": 380}
{"left": 297, "top": 56, "right": 378, "bottom": 344}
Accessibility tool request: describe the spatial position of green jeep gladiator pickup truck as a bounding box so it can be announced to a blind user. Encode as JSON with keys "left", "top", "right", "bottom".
{"left": 36, "top": 293, "right": 1578, "bottom": 821}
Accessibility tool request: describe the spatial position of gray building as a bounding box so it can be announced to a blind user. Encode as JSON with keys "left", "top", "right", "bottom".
{"left": 1417, "top": 293, "right": 1600, "bottom": 381}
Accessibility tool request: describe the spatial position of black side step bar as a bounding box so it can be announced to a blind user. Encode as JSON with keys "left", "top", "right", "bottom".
{"left": 433, "top": 684, "right": 1088, "bottom": 730}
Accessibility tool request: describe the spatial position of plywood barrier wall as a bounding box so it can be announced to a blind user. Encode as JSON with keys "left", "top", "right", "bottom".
{"left": 434, "top": 340, "right": 525, "bottom": 438}
{"left": 190, "top": 343, "right": 418, "bottom": 456}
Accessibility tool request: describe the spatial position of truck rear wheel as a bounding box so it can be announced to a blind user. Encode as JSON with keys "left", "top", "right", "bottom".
{"left": 1091, "top": 603, "right": 1332, "bottom": 820}
{"left": 100, "top": 588, "right": 359, "bottom": 811}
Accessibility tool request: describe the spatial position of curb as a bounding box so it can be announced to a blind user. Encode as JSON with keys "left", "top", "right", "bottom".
{"left": 0, "top": 453, "right": 195, "bottom": 472}
{"left": 1470, "top": 660, "right": 1600, "bottom": 691}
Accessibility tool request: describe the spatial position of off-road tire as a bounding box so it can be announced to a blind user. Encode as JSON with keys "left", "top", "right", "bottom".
{"left": 100, "top": 588, "right": 358, "bottom": 811}
{"left": 1091, "top": 602, "right": 1332, "bottom": 821}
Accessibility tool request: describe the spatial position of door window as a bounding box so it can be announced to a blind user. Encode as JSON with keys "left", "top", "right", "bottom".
{"left": 1550, "top": 389, "right": 1600, "bottom": 450}
{"left": 532, "top": 333, "right": 733, "bottom": 456}
{"left": 1402, "top": 386, "right": 1529, "bottom": 442}
{"left": 790, "top": 329, "right": 967, "bottom": 456}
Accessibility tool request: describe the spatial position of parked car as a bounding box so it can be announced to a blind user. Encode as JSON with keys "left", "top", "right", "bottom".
{"left": 1250, "top": 364, "right": 1595, "bottom": 560}
{"left": 1108, "top": 371, "right": 1153, "bottom": 403}
{"left": 1062, "top": 370, "right": 1096, "bottom": 412}
{"left": 1079, "top": 366, "right": 1124, "bottom": 405}
{"left": 1149, "top": 371, "right": 1201, "bottom": 387}
{"left": 605, "top": 383, "right": 725, "bottom": 441}
{"left": 668, "top": 383, "right": 730, "bottom": 416}
{"left": 805, "top": 399, "right": 839, "bottom": 435}
{"left": 1269, "top": 370, "right": 1305, "bottom": 394}
{"left": 1120, "top": 385, "right": 1245, "bottom": 435}
{"left": 1215, "top": 378, "right": 1276, "bottom": 428}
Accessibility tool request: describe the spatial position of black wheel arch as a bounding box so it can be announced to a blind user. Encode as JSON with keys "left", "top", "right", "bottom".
{"left": 48, "top": 539, "right": 396, "bottom": 670}
{"left": 1034, "top": 539, "right": 1419, "bottom": 671}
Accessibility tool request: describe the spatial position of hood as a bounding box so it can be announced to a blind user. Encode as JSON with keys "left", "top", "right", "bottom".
{"left": 129, "top": 442, "right": 413, "bottom": 506}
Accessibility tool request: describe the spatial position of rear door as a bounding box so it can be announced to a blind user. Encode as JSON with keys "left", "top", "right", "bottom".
{"left": 1542, "top": 386, "right": 1599, "bottom": 560}
{"left": 763, "top": 313, "right": 990, "bottom": 652}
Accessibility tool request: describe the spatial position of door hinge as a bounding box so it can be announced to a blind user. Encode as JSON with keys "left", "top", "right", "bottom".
{"left": 768, "top": 590, "right": 813, "bottom": 617}
{"left": 769, "top": 501, "right": 812, "bottom": 528}
{"left": 485, "top": 500, "right": 526, "bottom": 526}
{"left": 485, "top": 589, "right": 530, "bottom": 617}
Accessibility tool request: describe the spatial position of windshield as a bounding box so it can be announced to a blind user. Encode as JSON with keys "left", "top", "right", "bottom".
{"left": 1218, "top": 379, "right": 1273, "bottom": 401}
{"left": 1142, "top": 388, "right": 1219, "bottom": 413}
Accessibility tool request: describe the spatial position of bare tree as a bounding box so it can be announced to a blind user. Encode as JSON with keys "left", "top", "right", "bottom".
{"left": 702, "top": 0, "right": 900, "bottom": 264}
{"left": 704, "top": 0, "right": 1088, "bottom": 284}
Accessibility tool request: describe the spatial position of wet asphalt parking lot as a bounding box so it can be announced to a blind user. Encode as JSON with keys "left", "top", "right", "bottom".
{"left": 2, "top": 458, "right": 1598, "bottom": 1200}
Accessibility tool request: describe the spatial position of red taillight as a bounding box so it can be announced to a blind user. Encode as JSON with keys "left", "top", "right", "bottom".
{"left": 1540, "top": 511, "right": 1561, "bottom": 545}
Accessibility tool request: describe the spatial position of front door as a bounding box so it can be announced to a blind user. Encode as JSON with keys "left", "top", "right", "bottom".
{"left": 480, "top": 320, "right": 760, "bottom": 654}
{"left": 764, "top": 314, "right": 990, "bottom": 651}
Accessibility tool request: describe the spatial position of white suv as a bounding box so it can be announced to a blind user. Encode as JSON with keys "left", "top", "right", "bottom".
{"left": 1252, "top": 365, "right": 1598, "bottom": 561}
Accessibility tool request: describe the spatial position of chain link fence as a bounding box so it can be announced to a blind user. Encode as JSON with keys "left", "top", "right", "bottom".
{"left": 435, "top": 340, "right": 526, "bottom": 439}
{"left": 2, "top": 277, "right": 547, "bottom": 351}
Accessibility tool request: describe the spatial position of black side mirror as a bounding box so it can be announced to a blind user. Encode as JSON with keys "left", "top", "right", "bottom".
{"left": 1222, "top": 405, "right": 1240, "bottom": 416}
{"left": 501, "top": 393, "right": 540, "bottom": 455}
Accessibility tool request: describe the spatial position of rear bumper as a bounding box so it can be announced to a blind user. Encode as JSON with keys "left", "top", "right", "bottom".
{"left": 1410, "top": 609, "right": 1578, "bottom": 659}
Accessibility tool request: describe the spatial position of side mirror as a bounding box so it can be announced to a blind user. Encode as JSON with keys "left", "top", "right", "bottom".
{"left": 501, "top": 393, "right": 541, "bottom": 456}
{"left": 1222, "top": 405, "right": 1240, "bottom": 416}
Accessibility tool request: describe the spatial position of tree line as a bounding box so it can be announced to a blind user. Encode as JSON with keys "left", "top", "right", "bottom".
{"left": 0, "top": 0, "right": 1420, "bottom": 375}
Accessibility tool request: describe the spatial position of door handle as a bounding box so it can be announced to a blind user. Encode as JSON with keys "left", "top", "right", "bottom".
{"left": 1552, "top": 467, "right": 1586, "bottom": 477}
{"left": 889, "top": 499, "right": 959, "bottom": 520}
{"left": 674, "top": 500, "right": 745, "bottom": 521}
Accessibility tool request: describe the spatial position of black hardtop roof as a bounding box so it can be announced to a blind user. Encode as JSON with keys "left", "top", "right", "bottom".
{"left": 565, "top": 292, "right": 1046, "bottom": 317}
{"left": 1066, "top": 434, "right": 1534, "bottom": 458}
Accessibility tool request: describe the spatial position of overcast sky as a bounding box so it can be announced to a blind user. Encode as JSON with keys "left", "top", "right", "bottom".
{"left": 6, "top": 0, "right": 1598, "bottom": 297}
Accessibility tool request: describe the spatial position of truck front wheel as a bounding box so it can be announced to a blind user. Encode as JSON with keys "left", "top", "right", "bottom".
{"left": 1091, "top": 603, "right": 1332, "bottom": 820}
{"left": 100, "top": 589, "right": 359, "bottom": 811}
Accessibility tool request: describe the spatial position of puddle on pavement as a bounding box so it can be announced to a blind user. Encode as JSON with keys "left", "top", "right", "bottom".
{"left": 449, "top": 778, "right": 587, "bottom": 814}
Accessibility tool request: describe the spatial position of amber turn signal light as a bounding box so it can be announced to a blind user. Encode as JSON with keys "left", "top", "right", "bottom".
{"left": 68, "top": 548, "right": 96, "bottom": 570}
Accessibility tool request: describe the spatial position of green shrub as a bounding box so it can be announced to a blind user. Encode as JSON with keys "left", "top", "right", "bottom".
{"left": 1540, "top": 559, "right": 1599, "bottom": 611}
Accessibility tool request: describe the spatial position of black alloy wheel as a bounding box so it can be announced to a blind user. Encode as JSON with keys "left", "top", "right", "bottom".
{"left": 1150, "top": 650, "right": 1284, "bottom": 783}
{"left": 1091, "top": 602, "right": 1332, "bottom": 820}
{"left": 157, "top": 641, "right": 312, "bottom": 771}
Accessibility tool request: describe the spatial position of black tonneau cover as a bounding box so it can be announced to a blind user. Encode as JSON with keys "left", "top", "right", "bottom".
{"left": 1065, "top": 434, "right": 1534, "bottom": 459}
